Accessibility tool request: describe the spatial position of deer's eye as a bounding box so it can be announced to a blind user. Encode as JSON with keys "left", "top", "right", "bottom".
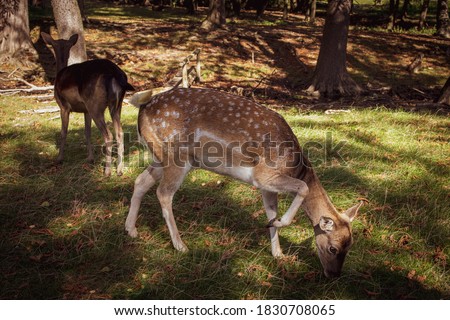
{"left": 329, "top": 246, "right": 338, "bottom": 255}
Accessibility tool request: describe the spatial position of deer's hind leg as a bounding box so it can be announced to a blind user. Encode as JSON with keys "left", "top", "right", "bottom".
{"left": 125, "top": 163, "right": 163, "bottom": 238}
{"left": 156, "top": 164, "right": 191, "bottom": 253}
{"left": 108, "top": 90, "right": 125, "bottom": 176}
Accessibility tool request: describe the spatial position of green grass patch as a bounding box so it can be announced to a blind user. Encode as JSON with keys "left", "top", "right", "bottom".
{"left": 1, "top": 93, "right": 448, "bottom": 299}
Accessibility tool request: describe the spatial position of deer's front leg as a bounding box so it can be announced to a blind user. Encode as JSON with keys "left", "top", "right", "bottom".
{"left": 261, "top": 190, "right": 283, "bottom": 258}
{"left": 255, "top": 173, "right": 309, "bottom": 228}
{"left": 56, "top": 108, "right": 70, "bottom": 164}
{"left": 84, "top": 113, "right": 94, "bottom": 163}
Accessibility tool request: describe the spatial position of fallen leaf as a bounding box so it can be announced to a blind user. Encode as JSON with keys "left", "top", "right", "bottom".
{"left": 100, "top": 266, "right": 111, "bottom": 273}
{"left": 416, "top": 275, "right": 426, "bottom": 283}
{"left": 364, "top": 289, "right": 381, "bottom": 296}
{"left": 251, "top": 209, "right": 265, "bottom": 219}
{"left": 407, "top": 270, "right": 416, "bottom": 280}
{"left": 30, "top": 254, "right": 43, "bottom": 262}
{"left": 40, "top": 201, "right": 50, "bottom": 207}
{"left": 433, "top": 247, "right": 447, "bottom": 267}
{"left": 398, "top": 234, "right": 411, "bottom": 247}
{"left": 304, "top": 271, "right": 317, "bottom": 281}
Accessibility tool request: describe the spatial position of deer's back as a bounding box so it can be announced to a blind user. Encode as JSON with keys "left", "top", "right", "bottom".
{"left": 55, "top": 59, "right": 130, "bottom": 112}
{"left": 138, "top": 88, "right": 305, "bottom": 179}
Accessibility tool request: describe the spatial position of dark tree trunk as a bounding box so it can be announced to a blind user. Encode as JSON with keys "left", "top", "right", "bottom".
{"left": 437, "top": 77, "right": 450, "bottom": 105}
{"left": 50, "top": 0, "right": 87, "bottom": 64}
{"left": 306, "top": 0, "right": 361, "bottom": 97}
{"left": 201, "top": 0, "right": 226, "bottom": 30}
{"left": 231, "top": 0, "right": 242, "bottom": 16}
{"left": 387, "top": 0, "right": 400, "bottom": 30}
{"left": 309, "top": 0, "right": 317, "bottom": 24}
{"left": 436, "top": 0, "right": 450, "bottom": 38}
{"left": 77, "top": 0, "right": 89, "bottom": 24}
{"left": 283, "top": 0, "right": 289, "bottom": 20}
{"left": 400, "top": 0, "right": 410, "bottom": 22}
{"left": 0, "top": 0, "right": 37, "bottom": 62}
{"left": 185, "top": 0, "right": 196, "bottom": 14}
{"left": 418, "top": 0, "right": 430, "bottom": 30}
{"left": 256, "top": 0, "right": 269, "bottom": 19}
{"left": 297, "top": 0, "right": 309, "bottom": 13}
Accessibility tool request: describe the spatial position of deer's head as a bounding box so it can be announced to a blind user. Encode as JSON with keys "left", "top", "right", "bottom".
{"left": 314, "top": 202, "right": 363, "bottom": 278}
{"left": 41, "top": 32, "right": 78, "bottom": 72}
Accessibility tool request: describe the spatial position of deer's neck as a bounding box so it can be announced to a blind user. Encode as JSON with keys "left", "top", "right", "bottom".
{"left": 300, "top": 168, "right": 340, "bottom": 225}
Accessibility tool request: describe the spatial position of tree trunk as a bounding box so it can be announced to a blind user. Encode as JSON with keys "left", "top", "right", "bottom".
{"left": 309, "top": 0, "right": 317, "bottom": 24}
{"left": 400, "top": 0, "right": 410, "bottom": 22}
{"left": 185, "top": 0, "right": 196, "bottom": 14}
{"left": 436, "top": 0, "right": 450, "bottom": 38}
{"left": 283, "top": 0, "right": 290, "bottom": 20}
{"left": 0, "top": 0, "right": 37, "bottom": 62}
{"left": 50, "top": 0, "right": 87, "bottom": 64}
{"left": 77, "top": 0, "right": 89, "bottom": 24}
{"left": 437, "top": 77, "right": 450, "bottom": 105}
{"left": 256, "top": 0, "right": 269, "bottom": 19}
{"left": 201, "top": 0, "right": 226, "bottom": 30}
{"left": 387, "top": 0, "right": 400, "bottom": 30}
{"left": 306, "top": 0, "right": 361, "bottom": 97}
{"left": 418, "top": 0, "right": 430, "bottom": 30}
{"left": 231, "top": 0, "right": 242, "bottom": 16}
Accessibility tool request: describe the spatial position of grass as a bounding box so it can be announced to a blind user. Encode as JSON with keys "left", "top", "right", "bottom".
{"left": 1, "top": 2, "right": 449, "bottom": 300}
{"left": 0, "top": 95, "right": 448, "bottom": 299}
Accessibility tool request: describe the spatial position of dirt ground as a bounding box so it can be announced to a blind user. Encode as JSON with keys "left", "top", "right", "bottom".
{"left": 1, "top": 5, "right": 449, "bottom": 112}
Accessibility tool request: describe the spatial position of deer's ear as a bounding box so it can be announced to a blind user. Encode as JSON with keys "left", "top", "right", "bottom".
{"left": 319, "top": 216, "right": 335, "bottom": 232}
{"left": 41, "top": 32, "right": 54, "bottom": 45}
{"left": 343, "top": 201, "right": 365, "bottom": 222}
{"left": 69, "top": 34, "right": 79, "bottom": 46}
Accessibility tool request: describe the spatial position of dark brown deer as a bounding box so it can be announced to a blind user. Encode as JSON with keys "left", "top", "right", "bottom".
{"left": 125, "top": 88, "right": 364, "bottom": 277}
{"left": 41, "top": 32, "right": 134, "bottom": 176}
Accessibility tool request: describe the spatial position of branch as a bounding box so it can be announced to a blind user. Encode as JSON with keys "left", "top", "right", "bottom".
{"left": 0, "top": 77, "right": 53, "bottom": 94}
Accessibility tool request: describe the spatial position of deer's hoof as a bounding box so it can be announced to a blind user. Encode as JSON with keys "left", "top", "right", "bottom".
{"left": 126, "top": 228, "right": 138, "bottom": 238}
{"left": 104, "top": 168, "right": 112, "bottom": 177}
{"left": 266, "top": 218, "right": 282, "bottom": 228}
{"left": 175, "top": 243, "right": 189, "bottom": 253}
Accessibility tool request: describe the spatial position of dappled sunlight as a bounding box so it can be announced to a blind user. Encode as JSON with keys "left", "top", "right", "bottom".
{"left": 1, "top": 2, "right": 449, "bottom": 300}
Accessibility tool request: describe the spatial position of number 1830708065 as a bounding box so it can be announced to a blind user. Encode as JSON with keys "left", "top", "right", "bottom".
{"left": 256, "top": 304, "right": 336, "bottom": 316}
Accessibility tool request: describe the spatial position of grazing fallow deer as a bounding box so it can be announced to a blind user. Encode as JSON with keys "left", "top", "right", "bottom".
{"left": 41, "top": 32, "right": 134, "bottom": 176}
{"left": 125, "top": 88, "right": 364, "bottom": 277}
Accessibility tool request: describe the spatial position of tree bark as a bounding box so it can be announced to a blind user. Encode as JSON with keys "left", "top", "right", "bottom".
{"left": 256, "top": 0, "right": 269, "bottom": 19}
{"left": 0, "top": 0, "right": 37, "bottom": 62}
{"left": 185, "top": 0, "right": 196, "bottom": 15}
{"left": 50, "top": 0, "right": 87, "bottom": 64}
{"left": 400, "top": 0, "right": 410, "bottom": 22}
{"left": 436, "top": 0, "right": 450, "bottom": 38}
{"left": 201, "top": 0, "right": 226, "bottom": 30}
{"left": 418, "top": 0, "right": 430, "bottom": 30}
{"left": 387, "top": 0, "right": 400, "bottom": 30}
{"left": 309, "top": 0, "right": 317, "bottom": 24}
{"left": 306, "top": 0, "right": 361, "bottom": 97}
{"left": 437, "top": 77, "right": 450, "bottom": 105}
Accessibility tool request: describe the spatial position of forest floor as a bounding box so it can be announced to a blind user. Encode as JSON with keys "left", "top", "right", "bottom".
{"left": 0, "top": 3, "right": 449, "bottom": 299}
